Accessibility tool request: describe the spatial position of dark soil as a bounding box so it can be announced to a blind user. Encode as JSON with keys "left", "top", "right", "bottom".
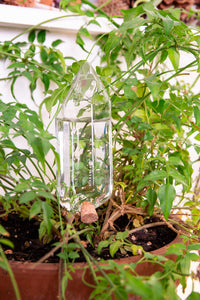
{"left": 0, "top": 213, "right": 177, "bottom": 263}
{"left": 0, "top": 214, "right": 59, "bottom": 263}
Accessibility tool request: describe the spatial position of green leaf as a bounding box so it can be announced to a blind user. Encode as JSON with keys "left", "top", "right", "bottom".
{"left": 169, "top": 169, "right": 188, "bottom": 186}
{"left": 187, "top": 292, "right": 200, "bottom": 300}
{"left": 145, "top": 80, "right": 162, "bottom": 99}
{"left": 187, "top": 244, "right": 200, "bottom": 251}
{"left": 19, "top": 191, "right": 36, "bottom": 204}
{"left": 131, "top": 244, "right": 143, "bottom": 256}
{"left": 143, "top": 170, "right": 167, "bottom": 182}
{"left": 179, "top": 254, "right": 191, "bottom": 274}
{"left": 168, "top": 156, "right": 184, "bottom": 167}
{"left": 37, "top": 191, "right": 56, "bottom": 201}
{"left": 41, "top": 73, "right": 50, "bottom": 92}
{"left": 51, "top": 39, "right": 63, "bottom": 47}
{"left": 22, "top": 71, "right": 33, "bottom": 82}
{"left": 40, "top": 48, "right": 48, "bottom": 62}
{"left": 194, "top": 106, "right": 200, "bottom": 125}
{"left": 124, "top": 85, "right": 137, "bottom": 99}
{"left": 168, "top": 47, "right": 180, "bottom": 69}
{"left": 76, "top": 34, "right": 87, "bottom": 52}
{"left": 0, "top": 238, "right": 14, "bottom": 249}
{"left": 29, "top": 200, "right": 42, "bottom": 219}
{"left": 8, "top": 62, "right": 26, "bottom": 69}
{"left": 195, "top": 133, "right": 200, "bottom": 141}
{"left": 165, "top": 243, "right": 186, "bottom": 255}
{"left": 146, "top": 188, "right": 157, "bottom": 215}
{"left": 28, "top": 30, "right": 36, "bottom": 43}
{"left": 68, "top": 251, "right": 80, "bottom": 259}
{"left": 42, "top": 202, "right": 53, "bottom": 234}
{"left": 116, "top": 230, "right": 129, "bottom": 240}
{"left": 79, "top": 27, "right": 93, "bottom": 40}
{"left": 158, "top": 184, "right": 176, "bottom": 219}
{"left": 28, "top": 136, "right": 51, "bottom": 169}
{"left": 88, "top": 19, "right": 100, "bottom": 27}
{"left": 162, "top": 15, "right": 174, "bottom": 34}
{"left": 38, "top": 220, "right": 47, "bottom": 240}
{"left": 125, "top": 274, "right": 151, "bottom": 298}
{"left": 14, "top": 181, "right": 29, "bottom": 192}
{"left": 160, "top": 50, "right": 168, "bottom": 63}
{"left": 97, "top": 240, "right": 110, "bottom": 254}
{"left": 0, "top": 224, "right": 9, "bottom": 237}
{"left": 37, "top": 30, "right": 46, "bottom": 44}
{"left": 110, "top": 240, "right": 122, "bottom": 257}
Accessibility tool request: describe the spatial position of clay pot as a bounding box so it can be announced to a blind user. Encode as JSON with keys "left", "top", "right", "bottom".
{"left": 4, "top": 0, "right": 35, "bottom": 7}
{"left": 0, "top": 232, "right": 181, "bottom": 300}
{"left": 39, "top": 0, "right": 53, "bottom": 6}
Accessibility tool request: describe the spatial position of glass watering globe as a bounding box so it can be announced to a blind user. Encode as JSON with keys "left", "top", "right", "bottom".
{"left": 56, "top": 62, "right": 113, "bottom": 223}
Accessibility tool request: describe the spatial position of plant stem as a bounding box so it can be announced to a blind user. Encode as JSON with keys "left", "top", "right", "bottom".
{"left": 10, "top": 14, "right": 85, "bottom": 42}
{"left": 74, "top": 236, "right": 124, "bottom": 299}
{"left": 81, "top": 0, "right": 120, "bottom": 28}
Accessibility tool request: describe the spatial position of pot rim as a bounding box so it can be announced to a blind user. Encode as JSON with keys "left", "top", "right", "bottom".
{"left": 6, "top": 230, "right": 182, "bottom": 271}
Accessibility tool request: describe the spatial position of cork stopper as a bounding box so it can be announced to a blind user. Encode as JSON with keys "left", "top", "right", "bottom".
{"left": 80, "top": 201, "right": 98, "bottom": 223}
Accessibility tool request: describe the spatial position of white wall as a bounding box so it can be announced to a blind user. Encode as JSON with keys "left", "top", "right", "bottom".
{"left": 0, "top": 4, "right": 117, "bottom": 180}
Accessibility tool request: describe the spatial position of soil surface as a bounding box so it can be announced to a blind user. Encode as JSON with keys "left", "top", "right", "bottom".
{"left": 1, "top": 214, "right": 59, "bottom": 263}
{"left": 0, "top": 213, "right": 177, "bottom": 263}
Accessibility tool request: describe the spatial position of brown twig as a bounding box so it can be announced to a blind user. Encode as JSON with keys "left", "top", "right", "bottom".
{"left": 100, "top": 199, "right": 113, "bottom": 235}
{"left": 128, "top": 221, "right": 170, "bottom": 235}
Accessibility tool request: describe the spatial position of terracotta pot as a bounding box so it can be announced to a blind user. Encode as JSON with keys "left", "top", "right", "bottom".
{"left": 0, "top": 232, "right": 181, "bottom": 300}
{"left": 4, "top": 0, "right": 35, "bottom": 7}
{"left": 39, "top": 0, "right": 53, "bottom": 7}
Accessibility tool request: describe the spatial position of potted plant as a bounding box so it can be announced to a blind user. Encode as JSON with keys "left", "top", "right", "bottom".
{"left": 0, "top": 1, "right": 200, "bottom": 299}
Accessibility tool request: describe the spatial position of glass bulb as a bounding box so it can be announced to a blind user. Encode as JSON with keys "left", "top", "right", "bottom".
{"left": 55, "top": 62, "right": 113, "bottom": 213}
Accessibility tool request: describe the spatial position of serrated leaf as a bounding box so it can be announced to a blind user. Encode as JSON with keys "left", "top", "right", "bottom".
{"left": 165, "top": 243, "right": 186, "bottom": 256}
{"left": 29, "top": 200, "right": 42, "bottom": 219}
{"left": 68, "top": 251, "right": 80, "bottom": 259}
{"left": 163, "top": 16, "right": 174, "bottom": 34}
{"left": 37, "top": 191, "right": 56, "bottom": 201}
{"left": 42, "top": 202, "right": 53, "bottom": 234}
{"left": 168, "top": 156, "right": 184, "bottom": 167}
{"left": 145, "top": 80, "right": 162, "bottom": 99}
{"left": 158, "top": 184, "right": 176, "bottom": 219}
{"left": 187, "top": 244, "right": 200, "bottom": 251}
{"left": 14, "top": 182, "right": 29, "bottom": 192}
{"left": 143, "top": 170, "right": 167, "bottom": 182}
{"left": 19, "top": 191, "right": 36, "bottom": 204}
{"left": 169, "top": 169, "right": 188, "bottom": 186}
